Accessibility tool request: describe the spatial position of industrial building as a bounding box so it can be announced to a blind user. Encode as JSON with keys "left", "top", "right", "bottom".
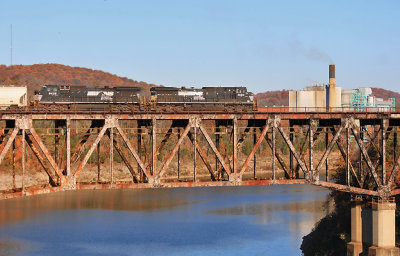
{"left": 289, "top": 65, "right": 342, "bottom": 111}
{"left": 289, "top": 65, "right": 395, "bottom": 111}
{"left": 342, "top": 87, "right": 395, "bottom": 111}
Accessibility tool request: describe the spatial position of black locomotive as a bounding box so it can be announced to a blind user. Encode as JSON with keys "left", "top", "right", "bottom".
{"left": 34, "top": 85, "right": 255, "bottom": 111}
{"left": 35, "top": 85, "right": 141, "bottom": 104}
{"left": 150, "top": 86, "right": 254, "bottom": 110}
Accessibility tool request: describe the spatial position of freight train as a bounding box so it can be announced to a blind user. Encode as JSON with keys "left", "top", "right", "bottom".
{"left": 30, "top": 85, "right": 256, "bottom": 111}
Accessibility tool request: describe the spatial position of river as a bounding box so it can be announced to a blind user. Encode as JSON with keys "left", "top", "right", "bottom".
{"left": 0, "top": 184, "right": 330, "bottom": 256}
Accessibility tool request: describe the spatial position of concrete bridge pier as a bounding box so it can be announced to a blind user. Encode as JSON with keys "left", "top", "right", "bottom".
{"left": 347, "top": 200, "right": 363, "bottom": 256}
{"left": 368, "top": 201, "right": 399, "bottom": 256}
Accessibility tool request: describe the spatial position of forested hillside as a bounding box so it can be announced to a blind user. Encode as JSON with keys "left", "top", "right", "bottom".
{"left": 255, "top": 90, "right": 289, "bottom": 106}
{"left": 0, "top": 64, "right": 157, "bottom": 95}
{"left": 372, "top": 87, "right": 400, "bottom": 106}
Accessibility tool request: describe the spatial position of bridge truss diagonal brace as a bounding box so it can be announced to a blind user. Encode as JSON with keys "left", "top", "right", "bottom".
{"left": 388, "top": 128, "right": 400, "bottom": 187}
{"left": 314, "top": 119, "right": 348, "bottom": 176}
{"left": 114, "top": 120, "right": 152, "bottom": 181}
{"left": 389, "top": 157, "right": 400, "bottom": 188}
{"left": 276, "top": 118, "right": 308, "bottom": 175}
{"left": 198, "top": 120, "right": 232, "bottom": 177}
{"left": 74, "top": 121, "right": 109, "bottom": 178}
{"left": 330, "top": 127, "right": 361, "bottom": 187}
{"left": 238, "top": 118, "right": 273, "bottom": 178}
{"left": 157, "top": 119, "right": 192, "bottom": 181}
{"left": 71, "top": 123, "right": 97, "bottom": 165}
{"left": 24, "top": 134, "right": 57, "bottom": 186}
{"left": 187, "top": 131, "right": 217, "bottom": 181}
{"left": 290, "top": 127, "right": 323, "bottom": 177}
{"left": 350, "top": 118, "right": 381, "bottom": 187}
{"left": 0, "top": 128, "right": 19, "bottom": 165}
{"left": 27, "top": 120, "right": 65, "bottom": 183}
{"left": 363, "top": 125, "right": 392, "bottom": 160}
{"left": 105, "top": 130, "right": 139, "bottom": 183}
{"left": 214, "top": 126, "right": 251, "bottom": 180}
{"left": 262, "top": 131, "right": 291, "bottom": 179}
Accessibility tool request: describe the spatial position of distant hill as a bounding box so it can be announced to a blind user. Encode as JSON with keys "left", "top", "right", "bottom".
{"left": 371, "top": 88, "right": 400, "bottom": 106}
{"left": 256, "top": 88, "right": 400, "bottom": 107}
{"left": 255, "top": 90, "right": 289, "bottom": 107}
{"left": 0, "top": 64, "right": 158, "bottom": 96}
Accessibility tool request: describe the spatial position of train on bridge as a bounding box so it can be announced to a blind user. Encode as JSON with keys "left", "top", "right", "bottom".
{"left": 30, "top": 85, "right": 256, "bottom": 111}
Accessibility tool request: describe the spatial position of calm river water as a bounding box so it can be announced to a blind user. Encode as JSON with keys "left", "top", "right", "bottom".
{"left": 0, "top": 185, "right": 330, "bottom": 256}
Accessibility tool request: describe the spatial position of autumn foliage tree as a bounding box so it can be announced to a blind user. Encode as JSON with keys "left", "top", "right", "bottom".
{"left": 0, "top": 64, "right": 158, "bottom": 97}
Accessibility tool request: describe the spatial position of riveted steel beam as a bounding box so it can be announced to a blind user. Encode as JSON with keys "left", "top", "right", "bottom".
{"left": 276, "top": 118, "right": 308, "bottom": 175}
{"left": 71, "top": 121, "right": 101, "bottom": 164}
{"left": 106, "top": 130, "right": 139, "bottom": 183}
{"left": 152, "top": 118, "right": 156, "bottom": 176}
{"left": 350, "top": 118, "right": 381, "bottom": 187}
{"left": 314, "top": 120, "right": 347, "bottom": 176}
{"left": 233, "top": 118, "right": 238, "bottom": 175}
{"left": 74, "top": 122, "right": 109, "bottom": 178}
{"left": 198, "top": 120, "right": 231, "bottom": 177}
{"left": 66, "top": 118, "right": 71, "bottom": 176}
{"left": 114, "top": 120, "right": 152, "bottom": 181}
{"left": 24, "top": 134, "right": 57, "bottom": 186}
{"left": 262, "top": 132, "right": 291, "bottom": 178}
{"left": 239, "top": 119, "right": 272, "bottom": 177}
{"left": 187, "top": 131, "right": 217, "bottom": 181}
{"left": 157, "top": 120, "right": 192, "bottom": 181}
{"left": 330, "top": 127, "right": 361, "bottom": 187}
{"left": 0, "top": 128, "right": 18, "bottom": 165}
{"left": 28, "top": 122, "right": 64, "bottom": 183}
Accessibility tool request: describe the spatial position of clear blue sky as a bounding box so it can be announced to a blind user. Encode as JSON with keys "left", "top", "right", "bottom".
{"left": 1, "top": 0, "right": 399, "bottom": 93}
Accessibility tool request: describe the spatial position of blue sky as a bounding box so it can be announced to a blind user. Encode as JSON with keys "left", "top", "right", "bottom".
{"left": 1, "top": 0, "right": 399, "bottom": 93}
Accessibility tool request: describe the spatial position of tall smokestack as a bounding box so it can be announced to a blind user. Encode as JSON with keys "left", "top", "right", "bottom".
{"left": 329, "top": 64, "right": 335, "bottom": 87}
{"left": 328, "top": 64, "right": 336, "bottom": 109}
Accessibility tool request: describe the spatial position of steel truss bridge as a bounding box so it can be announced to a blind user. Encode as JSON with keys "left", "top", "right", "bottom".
{"left": 0, "top": 110, "right": 399, "bottom": 200}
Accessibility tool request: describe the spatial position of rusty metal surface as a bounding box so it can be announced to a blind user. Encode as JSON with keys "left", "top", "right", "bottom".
{"left": 0, "top": 111, "right": 399, "bottom": 200}
{"left": 0, "top": 110, "right": 397, "bottom": 121}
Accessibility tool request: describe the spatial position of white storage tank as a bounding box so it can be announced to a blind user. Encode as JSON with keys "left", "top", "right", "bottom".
{"left": 0, "top": 85, "right": 28, "bottom": 109}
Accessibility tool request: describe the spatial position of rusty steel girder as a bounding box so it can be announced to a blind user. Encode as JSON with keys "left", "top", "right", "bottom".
{"left": 0, "top": 112, "right": 399, "bottom": 200}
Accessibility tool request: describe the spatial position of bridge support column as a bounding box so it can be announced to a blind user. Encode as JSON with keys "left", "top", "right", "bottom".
{"left": 347, "top": 200, "right": 363, "bottom": 256}
{"left": 368, "top": 201, "right": 399, "bottom": 256}
{"left": 64, "top": 117, "right": 76, "bottom": 189}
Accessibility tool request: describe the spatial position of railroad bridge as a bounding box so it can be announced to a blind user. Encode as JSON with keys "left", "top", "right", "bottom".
{"left": 0, "top": 109, "right": 399, "bottom": 255}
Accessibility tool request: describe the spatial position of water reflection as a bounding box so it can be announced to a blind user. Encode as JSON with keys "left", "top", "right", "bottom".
{"left": 0, "top": 189, "right": 199, "bottom": 227}
{"left": 0, "top": 185, "right": 330, "bottom": 256}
